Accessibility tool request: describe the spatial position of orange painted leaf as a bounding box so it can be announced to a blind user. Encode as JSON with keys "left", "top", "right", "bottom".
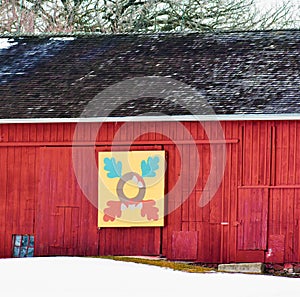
{"left": 141, "top": 200, "right": 159, "bottom": 221}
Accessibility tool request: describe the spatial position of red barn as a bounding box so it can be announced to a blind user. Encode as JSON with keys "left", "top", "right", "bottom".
{"left": 0, "top": 31, "right": 300, "bottom": 265}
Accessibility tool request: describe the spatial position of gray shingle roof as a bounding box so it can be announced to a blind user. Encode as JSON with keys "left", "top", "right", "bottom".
{"left": 0, "top": 30, "right": 299, "bottom": 120}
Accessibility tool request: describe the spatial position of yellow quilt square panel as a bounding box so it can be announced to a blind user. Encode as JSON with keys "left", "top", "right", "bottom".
{"left": 98, "top": 151, "right": 165, "bottom": 227}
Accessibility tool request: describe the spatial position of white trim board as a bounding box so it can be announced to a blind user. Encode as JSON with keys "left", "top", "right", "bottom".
{"left": 1, "top": 114, "right": 300, "bottom": 123}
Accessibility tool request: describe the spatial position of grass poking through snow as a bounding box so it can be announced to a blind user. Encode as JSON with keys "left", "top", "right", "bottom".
{"left": 98, "top": 256, "right": 214, "bottom": 273}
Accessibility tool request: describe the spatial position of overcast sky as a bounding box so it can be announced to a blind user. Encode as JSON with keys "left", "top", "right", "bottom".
{"left": 256, "top": 0, "right": 299, "bottom": 9}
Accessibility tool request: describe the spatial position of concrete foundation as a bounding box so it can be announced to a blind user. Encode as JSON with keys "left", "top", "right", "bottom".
{"left": 218, "top": 263, "right": 265, "bottom": 274}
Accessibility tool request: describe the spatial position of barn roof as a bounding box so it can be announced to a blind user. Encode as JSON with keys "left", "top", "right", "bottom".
{"left": 0, "top": 30, "right": 300, "bottom": 122}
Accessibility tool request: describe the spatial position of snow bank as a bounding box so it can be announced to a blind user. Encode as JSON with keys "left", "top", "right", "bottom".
{"left": 0, "top": 257, "right": 298, "bottom": 297}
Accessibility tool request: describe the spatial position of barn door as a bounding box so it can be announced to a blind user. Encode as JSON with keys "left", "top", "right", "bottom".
{"left": 49, "top": 206, "right": 79, "bottom": 255}
{"left": 35, "top": 147, "right": 87, "bottom": 256}
{"left": 236, "top": 188, "right": 268, "bottom": 262}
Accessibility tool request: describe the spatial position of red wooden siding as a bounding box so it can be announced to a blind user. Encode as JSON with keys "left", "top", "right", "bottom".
{"left": 171, "top": 231, "right": 198, "bottom": 260}
{"left": 0, "top": 120, "right": 300, "bottom": 264}
{"left": 35, "top": 147, "right": 99, "bottom": 256}
{"left": 0, "top": 147, "right": 37, "bottom": 258}
{"left": 237, "top": 188, "right": 268, "bottom": 250}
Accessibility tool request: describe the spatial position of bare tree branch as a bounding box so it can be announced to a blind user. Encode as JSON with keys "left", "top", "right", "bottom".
{"left": 0, "top": 0, "right": 298, "bottom": 34}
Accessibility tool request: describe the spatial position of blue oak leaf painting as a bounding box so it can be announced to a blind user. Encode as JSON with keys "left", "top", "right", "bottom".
{"left": 104, "top": 157, "right": 122, "bottom": 178}
{"left": 141, "top": 156, "right": 160, "bottom": 177}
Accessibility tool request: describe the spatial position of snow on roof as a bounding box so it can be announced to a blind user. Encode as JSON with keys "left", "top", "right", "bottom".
{"left": 0, "top": 38, "right": 18, "bottom": 50}
{"left": 49, "top": 36, "right": 77, "bottom": 41}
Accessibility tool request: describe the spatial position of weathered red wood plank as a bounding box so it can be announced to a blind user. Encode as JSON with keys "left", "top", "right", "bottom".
{"left": 238, "top": 188, "right": 268, "bottom": 250}
{"left": 0, "top": 148, "right": 8, "bottom": 257}
{"left": 210, "top": 224, "right": 221, "bottom": 263}
{"left": 42, "top": 124, "right": 51, "bottom": 141}
{"left": 265, "top": 235, "right": 285, "bottom": 263}
{"left": 171, "top": 231, "right": 198, "bottom": 260}
{"left": 229, "top": 126, "right": 239, "bottom": 262}
{"left": 296, "top": 122, "right": 300, "bottom": 184}
{"left": 236, "top": 250, "right": 265, "bottom": 262}
{"left": 50, "top": 123, "right": 59, "bottom": 142}
{"left": 9, "top": 147, "right": 21, "bottom": 234}
{"left": 19, "top": 147, "right": 28, "bottom": 233}
{"left": 21, "top": 124, "right": 30, "bottom": 142}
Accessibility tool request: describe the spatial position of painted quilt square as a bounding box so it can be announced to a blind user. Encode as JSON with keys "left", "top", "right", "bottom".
{"left": 98, "top": 151, "right": 165, "bottom": 227}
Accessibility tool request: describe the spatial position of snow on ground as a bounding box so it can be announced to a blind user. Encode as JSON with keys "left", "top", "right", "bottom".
{"left": 0, "top": 257, "right": 299, "bottom": 297}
